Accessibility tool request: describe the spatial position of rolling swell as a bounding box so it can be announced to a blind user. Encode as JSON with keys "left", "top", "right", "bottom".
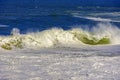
{"left": 0, "top": 23, "right": 119, "bottom": 50}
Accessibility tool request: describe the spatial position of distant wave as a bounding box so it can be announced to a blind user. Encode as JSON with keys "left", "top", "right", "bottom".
{"left": 0, "top": 24, "right": 9, "bottom": 27}
{"left": 93, "top": 12, "right": 120, "bottom": 17}
{"left": 0, "top": 23, "right": 120, "bottom": 50}
{"left": 73, "top": 15, "right": 120, "bottom": 22}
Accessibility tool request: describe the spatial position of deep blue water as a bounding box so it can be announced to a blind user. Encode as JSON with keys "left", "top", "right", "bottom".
{"left": 0, "top": 0, "right": 120, "bottom": 35}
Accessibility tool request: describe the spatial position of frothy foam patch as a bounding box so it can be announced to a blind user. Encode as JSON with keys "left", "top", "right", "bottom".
{"left": 0, "top": 23, "right": 120, "bottom": 50}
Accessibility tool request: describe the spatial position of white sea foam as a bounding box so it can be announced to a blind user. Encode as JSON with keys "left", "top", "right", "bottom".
{"left": 0, "top": 45, "right": 120, "bottom": 80}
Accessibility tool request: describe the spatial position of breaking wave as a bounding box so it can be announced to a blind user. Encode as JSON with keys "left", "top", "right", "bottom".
{"left": 0, "top": 23, "right": 120, "bottom": 50}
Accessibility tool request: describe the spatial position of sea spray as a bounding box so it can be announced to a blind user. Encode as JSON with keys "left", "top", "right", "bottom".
{"left": 92, "top": 23, "right": 120, "bottom": 44}
{"left": 0, "top": 23, "right": 120, "bottom": 50}
{"left": 11, "top": 28, "right": 20, "bottom": 36}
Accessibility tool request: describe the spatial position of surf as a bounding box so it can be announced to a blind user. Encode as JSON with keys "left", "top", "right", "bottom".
{"left": 0, "top": 23, "right": 120, "bottom": 50}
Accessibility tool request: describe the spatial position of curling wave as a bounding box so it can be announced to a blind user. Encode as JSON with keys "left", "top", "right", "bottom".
{"left": 0, "top": 23, "right": 120, "bottom": 50}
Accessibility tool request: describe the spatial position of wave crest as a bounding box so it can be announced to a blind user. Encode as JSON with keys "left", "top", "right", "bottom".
{"left": 0, "top": 23, "right": 120, "bottom": 50}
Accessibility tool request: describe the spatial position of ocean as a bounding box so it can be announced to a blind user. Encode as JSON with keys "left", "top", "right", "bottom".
{"left": 0, "top": 1, "right": 120, "bottom": 80}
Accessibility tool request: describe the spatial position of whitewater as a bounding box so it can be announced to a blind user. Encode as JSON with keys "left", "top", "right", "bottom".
{"left": 0, "top": 23, "right": 120, "bottom": 50}
{"left": 0, "top": 23, "right": 120, "bottom": 80}
{"left": 0, "top": 2, "right": 120, "bottom": 79}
